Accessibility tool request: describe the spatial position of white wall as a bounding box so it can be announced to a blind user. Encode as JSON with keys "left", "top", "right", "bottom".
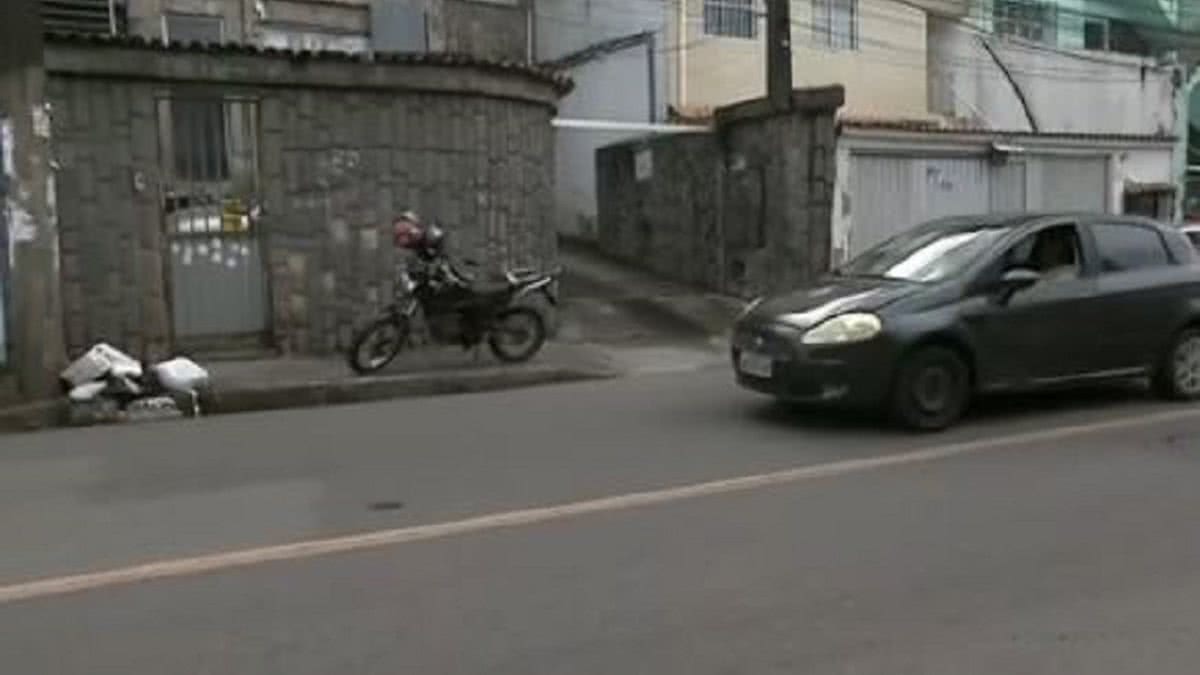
{"left": 536, "top": 0, "right": 669, "bottom": 237}
{"left": 928, "top": 16, "right": 1179, "bottom": 135}
{"left": 554, "top": 54, "right": 656, "bottom": 237}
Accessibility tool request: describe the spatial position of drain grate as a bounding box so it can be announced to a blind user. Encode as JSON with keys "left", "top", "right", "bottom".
{"left": 368, "top": 501, "right": 406, "bottom": 512}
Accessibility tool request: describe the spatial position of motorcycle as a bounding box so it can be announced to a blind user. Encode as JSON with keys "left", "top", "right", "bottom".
{"left": 347, "top": 213, "right": 560, "bottom": 375}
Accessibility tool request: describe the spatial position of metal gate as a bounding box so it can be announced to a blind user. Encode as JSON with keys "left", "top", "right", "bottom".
{"left": 157, "top": 96, "right": 268, "bottom": 347}
{"left": 989, "top": 160, "right": 1027, "bottom": 212}
{"left": 849, "top": 155, "right": 917, "bottom": 254}
{"left": 921, "top": 157, "right": 990, "bottom": 221}
{"left": 850, "top": 153, "right": 1034, "bottom": 257}
{"left": 1037, "top": 156, "right": 1108, "bottom": 212}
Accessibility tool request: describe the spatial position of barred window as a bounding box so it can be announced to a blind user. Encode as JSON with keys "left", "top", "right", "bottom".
{"left": 813, "top": 0, "right": 858, "bottom": 50}
{"left": 704, "top": 0, "right": 757, "bottom": 39}
{"left": 993, "top": 0, "right": 1056, "bottom": 44}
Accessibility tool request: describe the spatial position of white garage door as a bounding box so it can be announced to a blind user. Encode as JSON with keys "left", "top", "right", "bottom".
{"left": 1038, "top": 156, "right": 1108, "bottom": 212}
{"left": 851, "top": 155, "right": 917, "bottom": 254}
{"left": 850, "top": 155, "right": 993, "bottom": 256}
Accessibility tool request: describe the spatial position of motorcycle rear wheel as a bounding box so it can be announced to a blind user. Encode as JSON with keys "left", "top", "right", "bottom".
{"left": 348, "top": 317, "right": 408, "bottom": 375}
{"left": 488, "top": 307, "right": 547, "bottom": 363}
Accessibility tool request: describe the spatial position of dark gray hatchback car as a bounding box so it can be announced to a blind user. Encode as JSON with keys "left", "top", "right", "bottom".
{"left": 733, "top": 213, "right": 1200, "bottom": 430}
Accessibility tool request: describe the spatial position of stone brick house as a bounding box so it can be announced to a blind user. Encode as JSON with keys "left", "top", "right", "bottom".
{"left": 42, "top": 33, "right": 567, "bottom": 360}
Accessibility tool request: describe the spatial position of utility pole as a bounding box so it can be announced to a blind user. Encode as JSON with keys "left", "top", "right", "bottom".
{"left": 0, "top": 0, "right": 66, "bottom": 400}
{"left": 766, "top": 0, "right": 793, "bottom": 111}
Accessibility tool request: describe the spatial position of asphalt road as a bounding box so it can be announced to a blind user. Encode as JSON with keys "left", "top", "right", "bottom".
{"left": 4, "top": 367, "right": 1200, "bottom": 673}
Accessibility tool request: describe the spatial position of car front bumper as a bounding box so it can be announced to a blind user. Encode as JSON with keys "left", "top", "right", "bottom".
{"left": 731, "top": 321, "right": 895, "bottom": 407}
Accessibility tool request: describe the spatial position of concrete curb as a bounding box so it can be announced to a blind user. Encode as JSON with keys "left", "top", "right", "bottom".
{"left": 0, "top": 399, "right": 70, "bottom": 434}
{"left": 0, "top": 365, "right": 616, "bottom": 435}
{"left": 199, "top": 364, "right": 616, "bottom": 416}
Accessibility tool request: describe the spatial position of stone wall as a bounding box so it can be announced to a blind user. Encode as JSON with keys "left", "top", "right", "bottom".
{"left": 596, "top": 87, "right": 843, "bottom": 298}
{"left": 45, "top": 34, "right": 566, "bottom": 358}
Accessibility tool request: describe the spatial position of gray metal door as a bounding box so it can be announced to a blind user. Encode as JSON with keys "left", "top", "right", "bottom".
{"left": 850, "top": 154, "right": 917, "bottom": 255}
{"left": 1038, "top": 156, "right": 1108, "bottom": 212}
{"left": 989, "top": 161, "right": 1027, "bottom": 211}
{"left": 921, "top": 157, "right": 990, "bottom": 220}
{"left": 157, "top": 97, "right": 268, "bottom": 345}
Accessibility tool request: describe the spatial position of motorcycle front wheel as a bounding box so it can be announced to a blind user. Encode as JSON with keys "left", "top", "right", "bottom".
{"left": 488, "top": 307, "right": 547, "bottom": 363}
{"left": 348, "top": 317, "right": 409, "bottom": 375}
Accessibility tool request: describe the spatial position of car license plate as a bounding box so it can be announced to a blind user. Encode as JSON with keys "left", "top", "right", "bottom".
{"left": 738, "top": 351, "right": 773, "bottom": 378}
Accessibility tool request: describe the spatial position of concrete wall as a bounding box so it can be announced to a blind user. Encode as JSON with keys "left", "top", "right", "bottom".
{"left": 441, "top": 0, "right": 530, "bottom": 60}
{"left": 929, "top": 17, "right": 1180, "bottom": 136}
{"left": 596, "top": 88, "right": 843, "bottom": 298}
{"left": 44, "top": 36, "right": 565, "bottom": 358}
{"left": 672, "top": 0, "right": 927, "bottom": 117}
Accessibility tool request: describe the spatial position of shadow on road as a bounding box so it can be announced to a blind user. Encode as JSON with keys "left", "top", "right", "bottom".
{"left": 747, "top": 382, "right": 1157, "bottom": 434}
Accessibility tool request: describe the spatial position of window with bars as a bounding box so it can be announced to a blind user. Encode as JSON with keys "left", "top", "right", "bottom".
{"left": 993, "top": 0, "right": 1056, "bottom": 44}
{"left": 169, "top": 100, "right": 230, "bottom": 183}
{"left": 813, "top": 0, "right": 858, "bottom": 50}
{"left": 703, "top": 0, "right": 757, "bottom": 39}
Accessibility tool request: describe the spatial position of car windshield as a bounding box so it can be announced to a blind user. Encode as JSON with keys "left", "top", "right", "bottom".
{"left": 838, "top": 224, "right": 1012, "bottom": 282}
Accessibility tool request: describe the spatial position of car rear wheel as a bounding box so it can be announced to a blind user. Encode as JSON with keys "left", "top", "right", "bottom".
{"left": 890, "top": 346, "right": 970, "bottom": 431}
{"left": 1154, "top": 328, "right": 1200, "bottom": 401}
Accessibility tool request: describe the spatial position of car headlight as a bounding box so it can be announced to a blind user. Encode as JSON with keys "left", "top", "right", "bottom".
{"left": 800, "top": 313, "right": 882, "bottom": 345}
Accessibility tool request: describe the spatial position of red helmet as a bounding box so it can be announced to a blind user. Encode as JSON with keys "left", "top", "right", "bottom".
{"left": 393, "top": 211, "right": 424, "bottom": 249}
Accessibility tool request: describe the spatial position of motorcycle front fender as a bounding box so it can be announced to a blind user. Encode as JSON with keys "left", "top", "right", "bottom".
{"left": 512, "top": 277, "right": 558, "bottom": 306}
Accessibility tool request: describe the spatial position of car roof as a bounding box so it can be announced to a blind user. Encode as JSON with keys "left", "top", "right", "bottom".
{"left": 921, "top": 212, "right": 1167, "bottom": 232}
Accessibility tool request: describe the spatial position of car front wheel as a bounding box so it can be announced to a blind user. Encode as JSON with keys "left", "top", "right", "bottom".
{"left": 1154, "top": 328, "right": 1200, "bottom": 401}
{"left": 890, "top": 346, "right": 970, "bottom": 431}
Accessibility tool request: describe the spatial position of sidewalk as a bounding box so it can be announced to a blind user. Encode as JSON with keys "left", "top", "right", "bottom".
{"left": 0, "top": 240, "right": 746, "bottom": 433}
{"left": 201, "top": 342, "right": 618, "bottom": 416}
{"left": 202, "top": 339, "right": 730, "bottom": 417}
{"left": 557, "top": 238, "right": 746, "bottom": 343}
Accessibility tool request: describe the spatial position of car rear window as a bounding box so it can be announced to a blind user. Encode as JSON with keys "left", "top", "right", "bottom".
{"left": 1092, "top": 223, "right": 1171, "bottom": 273}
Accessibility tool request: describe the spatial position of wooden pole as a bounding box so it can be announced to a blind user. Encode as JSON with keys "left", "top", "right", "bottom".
{"left": 766, "top": 0, "right": 793, "bottom": 111}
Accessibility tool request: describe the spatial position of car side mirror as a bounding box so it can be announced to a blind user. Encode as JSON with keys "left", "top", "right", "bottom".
{"left": 990, "top": 267, "right": 1041, "bottom": 304}
{"left": 1001, "top": 267, "right": 1041, "bottom": 288}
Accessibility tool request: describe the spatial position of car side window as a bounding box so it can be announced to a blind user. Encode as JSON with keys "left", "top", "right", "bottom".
{"left": 998, "top": 224, "right": 1083, "bottom": 284}
{"left": 1092, "top": 223, "right": 1170, "bottom": 273}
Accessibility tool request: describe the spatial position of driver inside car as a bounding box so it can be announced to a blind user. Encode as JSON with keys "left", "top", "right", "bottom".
{"left": 1031, "top": 228, "right": 1081, "bottom": 283}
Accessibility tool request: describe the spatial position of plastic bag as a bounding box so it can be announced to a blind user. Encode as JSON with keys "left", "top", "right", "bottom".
{"left": 152, "top": 357, "right": 210, "bottom": 393}
{"left": 68, "top": 381, "right": 107, "bottom": 402}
